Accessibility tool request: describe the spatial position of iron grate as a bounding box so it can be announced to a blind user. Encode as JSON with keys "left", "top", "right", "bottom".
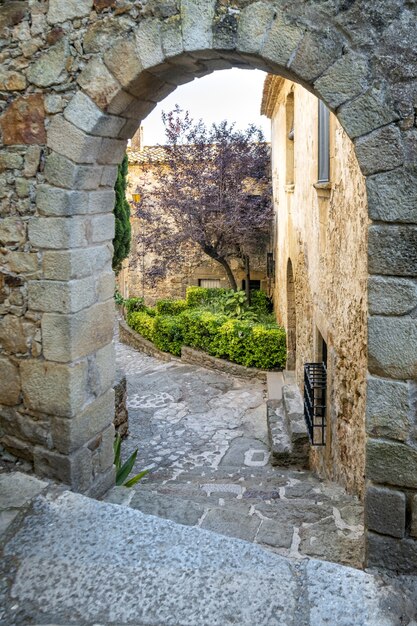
{"left": 304, "top": 362, "right": 327, "bottom": 446}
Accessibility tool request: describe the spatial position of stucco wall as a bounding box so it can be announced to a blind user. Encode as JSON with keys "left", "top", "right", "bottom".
{"left": 267, "top": 79, "right": 368, "bottom": 497}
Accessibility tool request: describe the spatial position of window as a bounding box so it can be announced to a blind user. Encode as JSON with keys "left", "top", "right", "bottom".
{"left": 318, "top": 100, "right": 330, "bottom": 183}
{"left": 241, "top": 279, "right": 261, "bottom": 291}
{"left": 198, "top": 279, "right": 221, "bottom": 288}
{"left": 285, "top": 92, "right": 295, "bottom": 186}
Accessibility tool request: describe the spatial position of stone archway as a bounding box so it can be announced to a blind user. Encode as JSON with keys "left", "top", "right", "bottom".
{"left": 286, "top": 259, "right": 297, "bottom": 371}
{"left": 1, "top": 0, "right": 416, "bottom": 571}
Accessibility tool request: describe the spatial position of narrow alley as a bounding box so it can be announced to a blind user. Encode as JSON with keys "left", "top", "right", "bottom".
{"left": 109, "top": 337, "right": 364, "bottom": 569}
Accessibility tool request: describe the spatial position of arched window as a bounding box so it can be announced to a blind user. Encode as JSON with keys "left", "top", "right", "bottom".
{"left": 318, "top": 100, "right": 330, "bottom": 183}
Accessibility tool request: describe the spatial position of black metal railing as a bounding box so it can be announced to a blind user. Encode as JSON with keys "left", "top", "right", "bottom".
{"left": 304, "top": 362, "right": 327, "bottom": 446}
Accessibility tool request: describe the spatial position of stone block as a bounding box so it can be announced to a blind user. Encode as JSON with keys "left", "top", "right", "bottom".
{"left": 23, "top": 145, "right": 42, "bottom": 177}
{"left": 366, "top": 439, "right": 417, "bottom": 489}
{"left": 37, "top": 185, "right": 115, "bottom": 217}
{"left": 106, "top": 90, "right": 136, "bottom": 117}
{"left": 314, "top": 53, "right": 369, "bottom": 110}
{"left": 365, "top": 486, "right": 406, "bottom": 538}
{"left": 89, "top": 189, "right": 116, "bottom": 213}
{"left": 44, "top": 152, "right": 103, "bottom": 190}
{"left": 368, "top": 276, "right": 417, "bottom": 316}
{"left": 0, "top": 472, "right": 47, "bottom": 511}
{"left": 20, "top": 359, "right": 87, "bottom": 417}
{"left": 28, "top": 276, "right": 96, "bottom": 313}
{"left": 104, "top": 38, "right": 143, "bottom": 92}
{"left": 83, "top": 18, "right": 126, "bottom": 54}
{"left": 100, "top": 165, "right": 118, "bottom": 187}
{"left": 88, "top": 342, "right": 116, "bottom": 397}
{"left": 37, "top": 185, "right": 88, "bottom": 216}
{"left": 122, "top": 99, "right": 157, "bottom": 122}
{"left": 366, "top": 376, "right": 411, "bottom": 442}
{"left": 42, "top": 245, "right": 112, "bottom": 281}
{"left": 97, "top": 423, "right": 115, "bottom": 471}
{"left": 97, "top": 138, "right": 127, "bottom": 165}
{"left": 366, "top": 166, "right": 417, "bottom": 224}
{"left": 411, "top": 494, "right": 417, "bottom": 538}
{"left": 0, "top": 151, "right": 23, "bottom": 172}
{"left": 89, "top": 213, "right": 115, "bottom": 243}
{"left": 355, "top": 125, "right": 403, "bottom": 176}
{"left": 2, "top": 410, "right": 50, "bottom": 449}
{"left": 47, "top": 116, "right": 102, "bottom": 164}
{"left": 368, "top": 225, "right": 417, "bottom": 276}
{"left": 288, "top": 31, "right": 344, "bottom": 83}
{"left": 96, "top": 271, "right": 115, "bottom": 302}
{"left": 0, "top": 94, "right": 46, "bottom": 145}
{"left": 368, "top": 316, "right": 417, "bottom": 379}
{"left": 15, "top": 177, "right": 31, "bottom": 198}
{"left": 161, "top": 19, "right": 183, "bottom": 58}
{"left": 181, "top": 0, "right": 215, "bottom": 52}
{"left": 28, "top": 216, "right": 87, "bottom": 249}
{"left": 366, "top": 531, "right": 417, "bottom": 573}
{"left": 34, "top": 445, "right": 93, "bottom": 492}
{"left": 338, "top": 87, "right": 398, "bottom": 139}
{"left": 0, "top": 70, "right": 26, "bottom": 91}
{"left": 85, "top": 465, "right": 116, "bottom": 499}
{"left": 261, "top": 12, "right": 305, "bottom": 69}
{"left": 26, "top": 39, "right": 68, "bottom": 87}
{"left": 50, "top": 389, "right": 114, "bottom": 454}
{"left": 0, "top": 356, "right": 21, "bottom": 406}
{"left": 77, "top": 58, "right": 121, "bottom": 111}
{"left": 0, "top": 315, "right": 36, "bottom": 355}
{"left": 0, "top": 434, "right": 34, "bottom": 462}
{"left": 47, "top": 0, "right": 92, "bottom": 24}
{"left": 237, "top": 2, "right": 277, "bottom": 55}
{"left": 64, "top": 92, "right": 125, "bottom": 138}
{"left": 41, "top": 300, "right": 114, "bottom": 362}
{"left": 0, "top": 217, "right": 26, "bottom": 245}
{"left": 7, "top": 252, "right": 38, "bottom": 274}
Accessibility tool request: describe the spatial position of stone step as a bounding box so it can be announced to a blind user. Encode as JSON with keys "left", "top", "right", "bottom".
{"left": 2, "top": 475, "right": 414, "bottom": 626}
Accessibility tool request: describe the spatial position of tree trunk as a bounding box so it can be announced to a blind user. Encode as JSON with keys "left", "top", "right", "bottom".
{"left": 217, "top": 257, "right": 238, "bottom": 291}
{"left": 244, "top": 255, "right": 251, "bottom": 304}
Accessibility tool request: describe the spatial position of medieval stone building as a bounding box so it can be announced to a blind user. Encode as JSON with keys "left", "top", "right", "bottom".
{"left": 117, "top": 131, "right": 270, "bottom": 304}
{"left": 0, "top": 0, "right": 416, "bottom": 572}
{"left": 262, "top": 76, "right": 368, "bottom": 497}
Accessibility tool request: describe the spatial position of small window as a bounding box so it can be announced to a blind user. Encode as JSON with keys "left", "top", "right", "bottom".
{"left": 286, "top": 92, "right": 295, "bottom": 185}
{"left": 318, "top": 100, "right": 330, "bottom": 183}
{"left": 198, "top": 279, "right": 221, "bottom": 288}
{"left": 241, "top": 279, "right": 261, "bottom": 291}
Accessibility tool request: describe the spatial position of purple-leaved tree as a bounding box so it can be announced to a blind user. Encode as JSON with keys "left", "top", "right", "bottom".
{"left": 134, "top": 106, "right": 272, "bottom": 301}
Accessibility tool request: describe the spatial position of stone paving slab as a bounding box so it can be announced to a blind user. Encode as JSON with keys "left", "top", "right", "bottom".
{"left": 2, "top": 486, "right": 416, "bottom": 626}
{"left": 114, "top": 338, "right": 365, "bottom": 567}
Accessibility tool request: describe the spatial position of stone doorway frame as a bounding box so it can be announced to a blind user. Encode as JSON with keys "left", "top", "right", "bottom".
{"left": 1, "top": 1, "right": 416, "bottom": 571}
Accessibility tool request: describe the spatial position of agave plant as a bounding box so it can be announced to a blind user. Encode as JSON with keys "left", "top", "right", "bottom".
{"left": 113, "top": 433, "right": 150, "bottom": 488}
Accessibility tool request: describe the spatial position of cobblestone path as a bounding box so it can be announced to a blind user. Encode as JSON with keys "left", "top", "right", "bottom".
{"left": 111, "top": 339, "right": 364, "bottom": 568}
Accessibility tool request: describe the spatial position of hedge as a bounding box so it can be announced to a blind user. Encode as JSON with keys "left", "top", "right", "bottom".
{"left": 185, "top": 286, "right": 229, "bottom": 308}
{"left": 155, "top": 298, "right": 188, "bottom": 316}
{"left": 127, "top": 307, "right": 286, "bottom": 370}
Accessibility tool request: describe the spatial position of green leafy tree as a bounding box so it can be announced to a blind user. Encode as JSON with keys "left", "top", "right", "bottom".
{"left": 112, "top": 154, "right": 131, "bottom": 274}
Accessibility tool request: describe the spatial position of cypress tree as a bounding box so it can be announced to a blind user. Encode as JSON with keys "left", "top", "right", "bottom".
{"left": 112, "top": 153, "right": 131, "bottom": 274}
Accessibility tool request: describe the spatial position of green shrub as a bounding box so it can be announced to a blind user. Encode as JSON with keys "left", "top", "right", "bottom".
{"left": 179, "top": 309, "right": 227, "bottom": 354}
{"left": 185, "top": 286, "right": 229, "bottom": 308}
{"left": 250, "top": 290, "right": 273, "bottom": 315}
{"left": 127, "top": 311, "right": 156, "bottom": 341}
{"left": 124, "top": 297, "right": 145, "bottom": 315}
{"left": 127, "top": 295, "right": 287, "bottom": 370}
{"left": 155, "top": 298, "right": 188, "bottom": 316}
{"left": 153, "top": 315, "right": 184, "bottom": 356}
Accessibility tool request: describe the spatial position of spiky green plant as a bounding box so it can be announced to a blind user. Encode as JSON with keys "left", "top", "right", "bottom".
{"left": 113, "top": 433, "right": 149, "bottom": 488}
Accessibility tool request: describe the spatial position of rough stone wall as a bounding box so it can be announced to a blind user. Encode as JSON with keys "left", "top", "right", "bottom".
{"left": 265, "top": 79, "right": 368, "bottom": 497}
{"left": 0, "top": 0, "right": 416, "bottom": 571}
{"left": 118, "top": 152, "right": 269, "bottom": 304}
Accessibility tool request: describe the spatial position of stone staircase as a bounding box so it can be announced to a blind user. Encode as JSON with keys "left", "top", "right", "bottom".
{"left": 267, "top": 371, "right": 310, "bottom": 468}
{"left": 1, "top": 472, "right": 416, "bottom": 626}
{"left": 104, "top": 462, "right": 365, "bottom": 568}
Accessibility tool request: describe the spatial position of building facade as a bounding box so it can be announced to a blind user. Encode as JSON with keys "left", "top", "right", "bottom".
{"left": 118, "top": 136, "right": 270, "bottom": 305}
{"left": 262, "top": 77, "right": 368, "bottom": 497}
